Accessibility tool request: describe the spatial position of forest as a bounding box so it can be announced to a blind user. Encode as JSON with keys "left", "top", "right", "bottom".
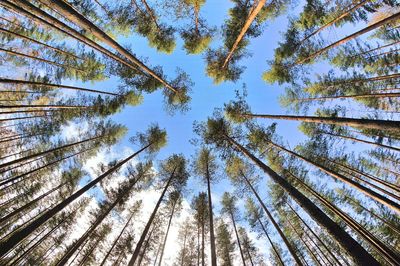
{"left": 0, "top": 0, "right": 399, "bottom": 265}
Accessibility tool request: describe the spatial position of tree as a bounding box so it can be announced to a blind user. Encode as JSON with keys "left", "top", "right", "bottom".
{"left": 216, "top": 220, "right": 235, "bottom": 266}
{"left": 193, "top": 147, "right": 218, "bottom": 265}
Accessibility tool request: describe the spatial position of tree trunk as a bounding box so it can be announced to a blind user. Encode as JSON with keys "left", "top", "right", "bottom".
{"left": 0, "top": 115, "right": 48, "bottom": 123}
{"left": 0, "top": 27, "right": 82, "bottom": 59}
{"left": 99, "top": 211, "right": 135, "bottom": 266}
{"left": 289, "top": 172, "right": 400, "bottom": 265}
{"left": 223, "top": 0, "right": 266, "bottom": 68}
{"left": 2, "top": 0, "right": 152, "bottom": 85}
{"left": 0, "top": 104, "right": 88, "bottom": 109}
{"left": 201, "top": 219, "right": 205, "bottom": 266}
{"left": 295, "top": 12, "right": 400, "bottom": 64}
{"left": 297, "top": 0, "right": 369, "bottom": 47}
{"left": 243, "top": 113, "right": 400, "bottom": 132}
{"left": 56, "top": 160, "right": 147, "bottom": 266}
{"left": 286, "top": 202, "right": 342, "bottom": 266}
{"left": 157, "top": 197, "right": 178, "bottom": 266}
{"left": 137, "top": 226, "right": 156, "bottom": 266}
{"left": 230, "top": 211, "right": 246, "bottom": 266}
{"left": 0, "top": 143, "right": 150, "bottom": 257}
{"left": 257, "top": 217, "right": 285, "bottom": 266}
{"left": 0, "top": 146, "right": 94, "bottom": 188}
{"left": 0, "top": 181, "right": 67, "bottom": 225}
{"left": 240, "top": 170, "right": 303, "bottom": 265}
{"left": 0, "top": 47, "right": 86, "bottom": 73}
{"left": 351, "top": 40, "right": 400, "bottom": 58}
{"left": 0, "top": 78, "right": 120, "bottom": 96}
{"left": 298, "top": 92, "right": 400, "bottom": 103}
{"left": 286, "top": 217, "right": 322, "bottom": 266}
{"left": 141, "top": 0, "right": 161, "bottom": 31}
{"left": 322, "top": 131, "right": 400, "bottom": 153}
{"left": 206, "top": 165, "right": 217, "bottom": 266}
{"left": 225, "top": 134, "right": 380, "bottom": 265}
{"left": 267, "top": 140, "right": 400, "bottom": 213}
{"left": 128, "top": 166, "right": 177, "bottom": 266}
{"left": 180, "top": 226, "right": 188, "bottom": 265}
{"left": 40, "top": 0, "right": 178, "bottom": 93}
{"left": 0, "top": 135, "right": 103, "bottom": 170}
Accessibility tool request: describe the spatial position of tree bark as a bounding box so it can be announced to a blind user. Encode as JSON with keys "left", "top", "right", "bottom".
{"left": 0, "top": 143, "right": 150, "bottom": 257}
{"left": 128, "top": 166, "right": 177, "bottom": 266}
{"left": 224, "top": 134, "right": 380, "bottom": 265}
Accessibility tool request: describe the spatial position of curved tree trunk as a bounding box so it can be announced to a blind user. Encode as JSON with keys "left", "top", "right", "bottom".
{"left": 224, "top": 134, "right": 380, "bottom": 265}
{"left": 0, "top": 143, "right": 150, "bottom": 258}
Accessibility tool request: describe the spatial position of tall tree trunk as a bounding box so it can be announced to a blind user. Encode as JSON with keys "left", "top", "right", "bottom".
{"left": 99, "top": 211, "right": 135, "bottom": 266}
{"left": 0, "top": 115, "right": 49, "bottom": 123}
{"left": 128, "top": 166, "right": 177, "bottom": 266}
{"left": 351, "top": 40, "right": 400, "bottom": 58}
{"left": 201, "top": 219, "right": 205, "bottom": 266}
{"left": 240, "top": 170, "right": 303, "bottom": 265}
{"left": 0, "top": 104, "right": 88, "bottom": 109}
{"left": 0, "top": 78, "right": 120, "bottom": 96}
{"left": 0, "top": 48, "right": 86, "bottom": 73}
{"left": 286, "top": 202, "right": 342, "bottom": 266}
{"left": 140, "top": 0, "right": 161, "bottom": 31}
{"left": 286, "top": 217, "right": 322, "bottom": 266}
{"left": 157, "top": 197, "right": 178, "bottom": 266}
{"left": 224, "top": 134, "right": 380, "bottom": 265}
{"left": 257, "top": 217, "right": 285, "bottom": 266}
{"left": 180, "top": 225, "right": 188, "bottom": 265}
{"left": 0, "top": 181, "right": 67, "bottom": 225}
{"left": 298, "top": 92, "right": 400, "bottom": 103}
{"left": 137, "top": 226, "right": 156, "bottom": 266}
{"left": 289, "top": 172, "right": 400, "bottom": 265}
{"left": 321, "top": 131, "right": 400, "bottom": 153}
{"left": 0, "top": 143, "right": 150, "bottom": 257}
{"left": 56, "top": 162, "right": 146, "bottom": 266}
{"left": 0, "top": 146, "right": 94, "bottom": 188}
{"left": 297, "top": 0, "right": 369, "bottom": 47}
{"left": 222, "top": 0, "right": 266, "bottom": 68}
{"left": 206, "top": 165, "right": 217, "bottom": 266}
{"left": 243, "top": 113, "right": 400, "bottom": 132}
{"left": 40, "top": 0, "right": 178, "bottom": 93}
{"left": 1, "top": 0, "right": 151, "bottom": 86}
{"left": 0, "top": 135, "right": 103, "bottom": 170}
{"left": 267, "top": 140, "right": 400, "bottom": 213}
{"left": 230, "top": 211, "right": 246, "bottom": 266}
{"left": 0, "top": 27, "right": 82, "bottom": 59}
{"left": 295, "top": 12, "right": 400, "bottom": 64}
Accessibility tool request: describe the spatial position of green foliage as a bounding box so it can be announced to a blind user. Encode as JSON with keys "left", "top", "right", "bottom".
{"left": 205, "top": 49, "right": 244, "bottom": 84}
